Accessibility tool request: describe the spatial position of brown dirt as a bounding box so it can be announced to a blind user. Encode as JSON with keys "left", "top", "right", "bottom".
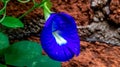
{"left": 0, "top": 0, "right": 120, "bottom": 67}
{"left": 109, "top": 0, "right": 120, "bottom": 24}
{"left": 62, "top": 41, "right": 120, "bottom": 67}
{"left": 51, "top": 0, "right": 93, "bottom": 26}
{"left": 0, "top": 0, "right": 43, "bottom": 18}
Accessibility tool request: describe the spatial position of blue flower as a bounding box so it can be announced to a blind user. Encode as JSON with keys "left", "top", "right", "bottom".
{"left": 40, "top": 12, "right": 80, "bottom": 61}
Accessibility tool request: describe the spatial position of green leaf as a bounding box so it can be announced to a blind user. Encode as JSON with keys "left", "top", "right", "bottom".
{"left": 5, "top": 41, "right": 42, "bottom": 66}
{"left": 0, "top": 32, "right": 9, "bottom": 55}
{"left": 28, "top": 56, "right": 61, "bottom": 67}
{"left": 1, "top": 16, "right": 24, "bottom": 28}
{"left": 0, "top": 64, "right": 7, "bottom": 67}
{"left": 1, "top": 0, "right": 10, "bottom": 3}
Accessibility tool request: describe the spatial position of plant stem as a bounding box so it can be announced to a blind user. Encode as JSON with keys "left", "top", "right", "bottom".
{"left": 32, "top": 0, "right": 36, "bottom": 5}
{"left": 0, "top": 1, "right": 8, "bottom": 23}
{"left": 44, "top": 2, "right": 52, "bottom": 13}
{"left": 18, "top": 5, "right": 36, "bottom": 19}
{"left": 18, "top": 0, "right": 46, "bottom": 19}
{"left": 43, "top": 2, "right": 52, "bottom": 20}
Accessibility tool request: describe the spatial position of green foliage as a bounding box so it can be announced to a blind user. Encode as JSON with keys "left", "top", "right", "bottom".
{"left": 0, "top": 0, "right": 61, "bottom": 67}
{"left": 43, "top": 0, "right": 52, "bottom": 20}
{"left": 0, "top": 0, "right": 10, "bottom": 3}
{"left": 0, "top": 0, "right": 8, "bottom": 23}
{"left": 1, "top": 16, "right": 24, "bottom": 28}
{"left": 0, "top": 32, "right": 9, "bottom": 55}
{"left": 0, "top": 64, "right": 7, "bottom": 67}
{"left": 41, "top": 0, "right": 52, "bottom": 9}
{"left": 0, "top": 9, "right": 5, "bottom": 15}
{"left": 28, "top": 55, "right": 61, "bottom": 67}
{"left": 5, "top": 41, "right": 42, "bottom": 66}
{"left": 17, "top": 0, "right": 30, "bottom": 3}
{"left": 45, "top": 0, "right": 52, "bottom": 9}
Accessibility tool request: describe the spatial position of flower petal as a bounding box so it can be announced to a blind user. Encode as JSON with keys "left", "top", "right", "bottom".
{"left": 40, "top": 12, "right": 80, "bottom": 61}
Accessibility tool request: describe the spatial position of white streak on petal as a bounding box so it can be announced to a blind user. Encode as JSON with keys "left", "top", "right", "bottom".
{"left": 52, "top": 31, "right": 67, "bottom": 46}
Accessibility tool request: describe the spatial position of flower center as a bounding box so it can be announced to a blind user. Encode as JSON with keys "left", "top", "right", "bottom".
{"left": 52, "top": 31, "right": 67, "bottom": 46}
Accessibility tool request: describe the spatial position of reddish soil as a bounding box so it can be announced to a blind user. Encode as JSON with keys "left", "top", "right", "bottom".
{"left": 0, "top": 0, "right": 43, "bottom": 18}
{"left": 0, "top": 0, "right": 120, "bottom": 67}
{"left": 109, "top": 0, "right": 120, "bottom": 24}
{"left": 51, "top": 0, "right": 93, "bottom": 26}
{"left": 62, "top": 41, "right": 120, "bottom": 67}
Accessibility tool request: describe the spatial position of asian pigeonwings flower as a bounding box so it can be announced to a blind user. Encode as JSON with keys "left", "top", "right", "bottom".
{"left": 40, "top": 12, "right": 80, "bottom": 61}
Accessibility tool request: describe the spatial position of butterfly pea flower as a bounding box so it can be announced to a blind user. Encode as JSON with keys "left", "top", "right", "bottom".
{"left": 40, "top": 12, "right": 80, "bottom": 61}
